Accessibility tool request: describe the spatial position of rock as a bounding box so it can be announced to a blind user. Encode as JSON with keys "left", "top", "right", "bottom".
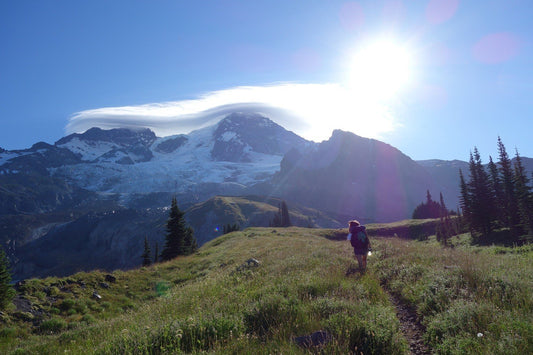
{"left": 235, "top": 258, "right": 261, "bottom": 272}
{"left": 245, "top": 258, "right": 260, "bottom": 267}
{"left": 105, "top": 274, "right": 116, "bottom": 283}
{"left": 99, "top": 282, "right": 110, "bottom": 289}
{"left": 294, "top": 330, "right": 332, "bottom": 348}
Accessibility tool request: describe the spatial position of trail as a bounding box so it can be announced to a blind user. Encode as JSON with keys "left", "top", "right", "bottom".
{"left": 345, "top": 264, "right": 431, "bottom": 354}
{"left": 388, "top": 292, "right": 431, "bottom": 355}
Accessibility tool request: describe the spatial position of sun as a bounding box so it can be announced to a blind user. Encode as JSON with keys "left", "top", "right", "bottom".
{"left": 347, "top": 38, "right": 413, "bottom": 99}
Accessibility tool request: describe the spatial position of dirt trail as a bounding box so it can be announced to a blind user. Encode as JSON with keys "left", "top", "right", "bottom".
{"left": 388, "top": 293, "right": 431, "bottom": 355}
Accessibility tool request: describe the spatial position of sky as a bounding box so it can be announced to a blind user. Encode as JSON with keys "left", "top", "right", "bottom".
{"left": 1, "top": 0, "right": 532, "bottom": 161}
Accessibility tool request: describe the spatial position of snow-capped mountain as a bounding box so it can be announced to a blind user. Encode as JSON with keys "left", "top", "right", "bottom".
{"left": 3, "top": 111, "right": 532, "bottom": 280}
{"left": 1, "top": 113, "right": 311, "bottom": 197}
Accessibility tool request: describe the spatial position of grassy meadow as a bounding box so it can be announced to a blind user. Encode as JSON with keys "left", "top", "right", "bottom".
{"left": 0, "top": 223, "right": 531, "bottom": 354}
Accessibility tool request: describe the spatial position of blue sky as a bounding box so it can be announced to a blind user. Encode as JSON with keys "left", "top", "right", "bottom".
{"left": 1, "top": 0, "right": 531, "bottom": 161}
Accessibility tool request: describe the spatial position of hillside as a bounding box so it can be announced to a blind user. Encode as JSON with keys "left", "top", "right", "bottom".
{"left": 11, "top": 195, "right": 343, "bottom": 281}
{"left": 1, "top": 223, "right": 531, "bottom": 354}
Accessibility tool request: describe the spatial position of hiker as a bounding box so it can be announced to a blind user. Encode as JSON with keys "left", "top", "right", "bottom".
{"left": 347, "top": 220, "right": 371, "bottom": 271}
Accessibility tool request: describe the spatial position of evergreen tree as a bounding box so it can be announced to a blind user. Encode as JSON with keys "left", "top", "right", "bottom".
{"left": 513, "top": 150, "right": 533, "bottom": 235}
{"left": 280, "top": 200, "right": 292, "bottom": 227}
{"left": 141, "top": 237, "right": 152, "bottom": 266}
{"left": 487, "top": 156, "right": 504, "bottom": 226}
{"left": 412, "top": 190, "right": 441, "bottom": 219}
{"left": 182, "top": 227, "right": 198, "bottom": 255}
{"left": 497, "top": 137, "right": 520, "bottom": 235}
{"left": 270, "top": 200, "right": 292, "bottom": 227}
{"left": 161, "top": 197, "right": 197, "bottom": 261}
{"left": 459, "top": 169, "right": 472, "bottom": 230}
{"left": 223, "top": 223, "right": 240, "bottom": 234}
{"left": 154, "top": 242, "right": 159, "bottom": 264}
{"left": 0, "top": 247, "right": 15, "bottom": 310}
{"left": 468, "top": 148, "right": 496, "bottom": 238}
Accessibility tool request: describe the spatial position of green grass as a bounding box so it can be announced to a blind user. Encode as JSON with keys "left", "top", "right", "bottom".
{"left": 1, "top": 224, "right": 531, "bottom": 354}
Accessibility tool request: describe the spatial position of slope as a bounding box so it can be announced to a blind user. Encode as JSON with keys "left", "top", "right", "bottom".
{"left": 2, "top": 225, "right": 531, "bottom": 354}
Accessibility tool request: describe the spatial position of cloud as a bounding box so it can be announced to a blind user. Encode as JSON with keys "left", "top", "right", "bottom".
{"left": 67, "top": 83, "right": 398, "bottom": 142}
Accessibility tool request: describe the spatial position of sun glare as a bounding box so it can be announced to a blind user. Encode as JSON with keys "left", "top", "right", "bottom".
{"left": 348, "top": 39, "right": 413, "bottom": 99}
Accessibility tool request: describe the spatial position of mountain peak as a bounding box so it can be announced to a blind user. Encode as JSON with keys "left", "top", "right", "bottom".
{"left": 209, "top": 112, "right": 309, "bottom": 162}
{"left": 56, "top": 127, "right": 157, "bottom": 147}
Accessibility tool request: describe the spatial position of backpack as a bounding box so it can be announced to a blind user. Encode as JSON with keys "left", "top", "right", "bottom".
{"left": 350, "top": 226, "right": 368, "bottom": 249}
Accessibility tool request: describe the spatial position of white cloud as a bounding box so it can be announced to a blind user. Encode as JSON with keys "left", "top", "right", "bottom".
{"left": 67, "top": 83, "right": 398, "bottom": 142}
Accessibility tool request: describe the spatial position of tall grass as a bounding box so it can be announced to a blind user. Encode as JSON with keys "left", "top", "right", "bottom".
{"left": 373, "top": 234, "right": 532, "bottom": 354}
{"left": 1, "top": 226, "right": 531, "bottom": 354}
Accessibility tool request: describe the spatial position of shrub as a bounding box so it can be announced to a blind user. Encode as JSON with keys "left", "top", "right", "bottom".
{"left": 59, "top": 299, "right": 75, "bottom": 312}
{"left": 81, "top": 314, "right": 95, "bottom": 324}
{"left": 243, "top": 294, "right": 302, "bottom": 337}
{"left": 425, "top": 301, "right": 495, "bottom": 347}
{"left": 325, "top": 306, "right": 408, "bottom": 354}
{"left": 39, "top": 318, "right": 67, "bottom": 334}
{"left": 0, "top": 327, "right": 17, "bottom": 338}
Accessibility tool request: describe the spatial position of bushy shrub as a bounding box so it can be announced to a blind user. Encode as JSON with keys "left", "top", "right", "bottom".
{"left": 243, "top": 294, "right": 302, "bottom": 337}
{"left": 39, "top": 318, "right": 67, "bottom": 334}
{"left": 325, "top": 306, "right": 408, "bottom": 354}
{"left": 59, "top": 298, "right": 75, "bottom": 312}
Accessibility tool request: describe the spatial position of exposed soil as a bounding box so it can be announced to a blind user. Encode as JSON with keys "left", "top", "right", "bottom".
{"left": 388, "top": 293, "right": 431, "bottom": 355}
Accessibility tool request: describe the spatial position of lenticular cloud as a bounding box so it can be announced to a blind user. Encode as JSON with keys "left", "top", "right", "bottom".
{"left": 66, "top": 83, "right": 398, "bottom": 142}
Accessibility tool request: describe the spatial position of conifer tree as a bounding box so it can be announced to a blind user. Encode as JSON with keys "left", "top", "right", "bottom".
{"left": 161, "top": 197, "right": 197, "bottom": 260}
{"left": 468, "top": 148, "right": 495, "bottom": 238}
{"left": 412, "top": 190, "right": 441, "bottom": 219}
{"left": 154, "top": 242, "right": 159, "bottom": 264}
{"left": 0, "top": 247, "right": 15, "bottom": 310}
{"left": 513, "top": 150, "right": 533, "bottom": 235}
{"left": 497, "top": 137, "right": 520, "bottom": 235}
{"left": 141, "top": 236, "right": 152, "bottom": 266}
{"left": 459, "top": 169, "right": 472, "bottom": 229}
{"left": 280, "top": 200, "right": 292, "bottom": 227}
{"left": 223, "top": 223, "right": 240, "bottom": 234}
{"left": 270, "top": 201, "right": 292, "bottom": 227}
{"left": 182, "top": 227, "right": 198, "bottom": 255}
{"left": 487, "top": 156, "right": 504, "bottom": 226}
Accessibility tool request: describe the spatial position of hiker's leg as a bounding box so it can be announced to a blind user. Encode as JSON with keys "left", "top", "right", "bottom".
{"left": 354, "top": 254, "right": 363, "bottom": 270}
{"left": 362, "top": 254, "right": 367, "bottom": 270}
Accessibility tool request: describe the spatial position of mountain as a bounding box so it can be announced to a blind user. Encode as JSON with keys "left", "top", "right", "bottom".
{"left": 267, "top": 130, "right": 438, "bottom": 222}
{"left": 1, "top": 111, "right": 532, "bottom": 280}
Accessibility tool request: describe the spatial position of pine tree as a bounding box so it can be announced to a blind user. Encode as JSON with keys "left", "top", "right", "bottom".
{"left": 497, "top": 137, "right": 520, "bottom": 235}
{"left": 141, "top": 237, "right": 152, "bottom": 266}
{"left": 487, "top": 156, "right": 504, "bottom": 227}
{"left": 412, "top": 190, "right": 441, "bottom": 219}
{"left": 0, "top": 247, "right": 15, "bottom": 310}
{"left": 468, "top": 148, "right": 495, "bottom": 238}
{"left": 270, "top": 201, "right": 292, "bottom": 227}
{"left": 280, "top": 200, "right": 292, "bottom": 227}
{"left": 223, "top": 224, "right": 240, "bottom": 234}
{"left": 513, "top": 150, "right": 533, "bottom": 235}
{"left": 438, "top": 192, "right": 452, "bottom": 245}
{"left": 459, "top": 169, "right": 472, "bottom": 230}
{"left": 161, "top": 197, "right": 196, "bottom": 261}
{"left": 182, "top": 227, "right": 198, "bottom": 255}
{"left": 154, "top": 242, "right": 159, "bottom": 264}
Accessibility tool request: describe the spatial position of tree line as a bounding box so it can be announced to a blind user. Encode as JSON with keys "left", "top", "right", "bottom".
{"left": 142, "top": 196, "right": 198, "bottom": 267}
{"left": 459, "top": 137, "right": 533, "bottom": 241}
